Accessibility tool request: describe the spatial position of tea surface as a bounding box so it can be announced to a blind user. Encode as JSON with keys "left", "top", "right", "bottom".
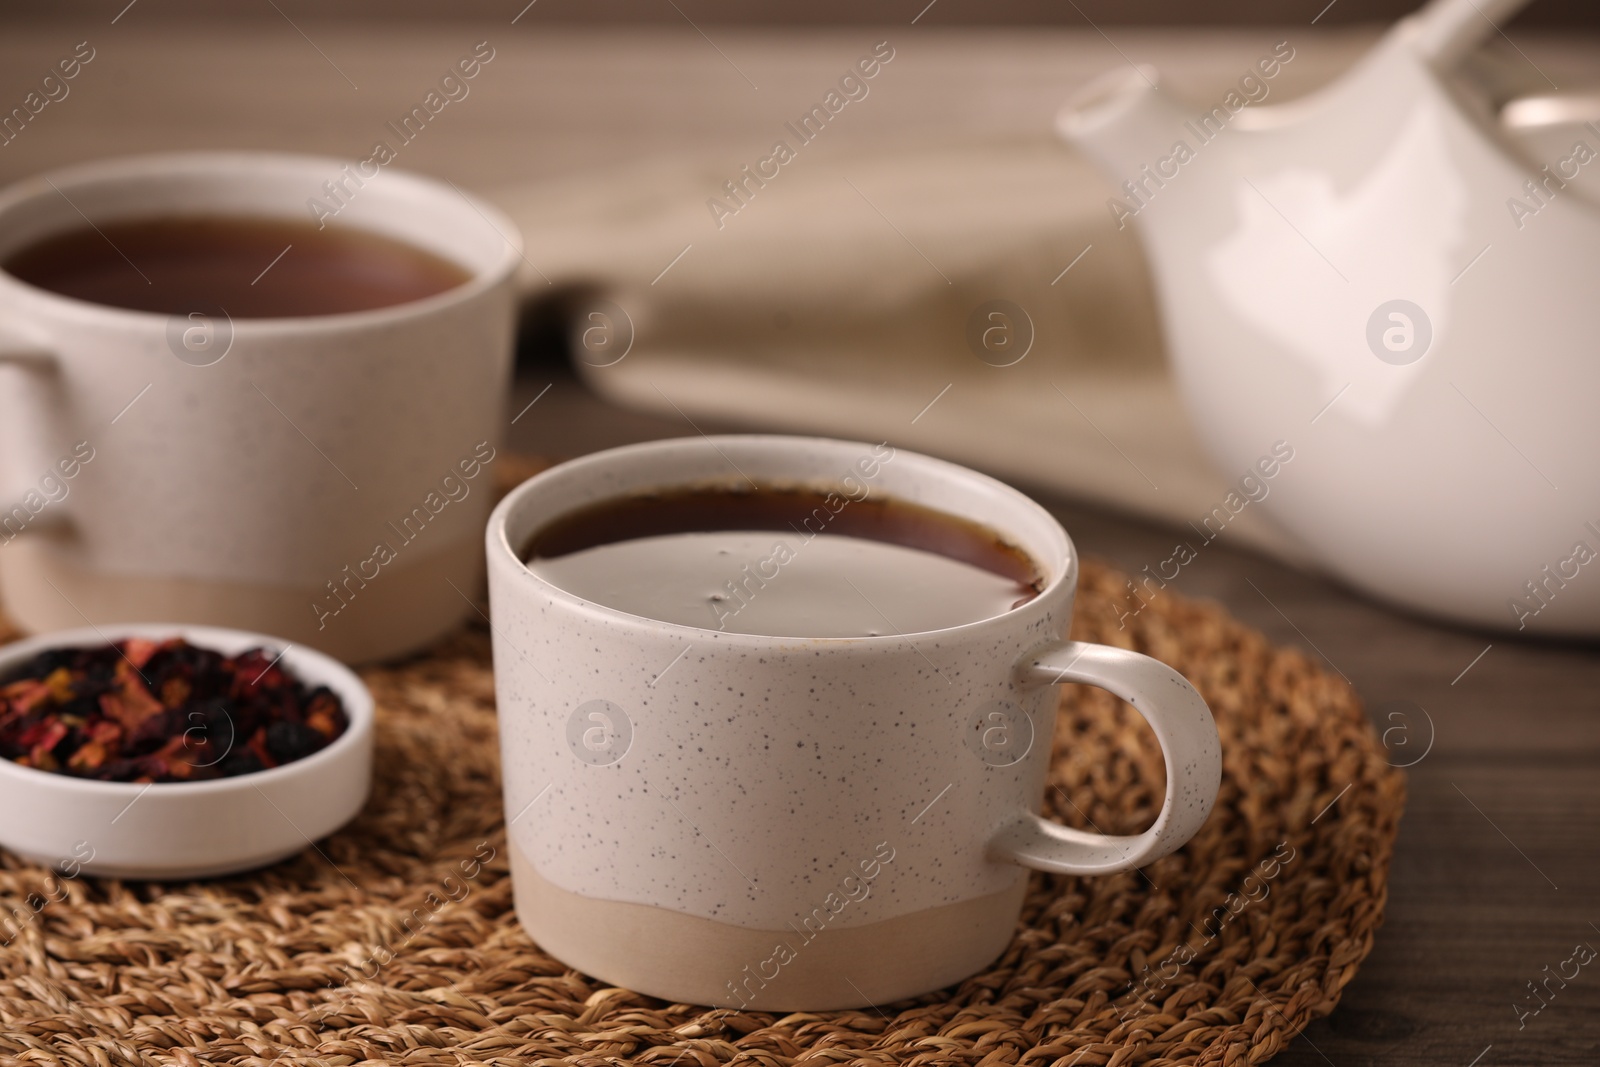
{"left": 522, "top": 484, "right": 1042, "bottom": 638}
{"left": 3, "top": 215, "right": 471, "bottom": 317}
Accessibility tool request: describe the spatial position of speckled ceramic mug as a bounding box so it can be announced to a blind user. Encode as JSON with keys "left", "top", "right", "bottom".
{"left": 0, "top": 152, "right": 520, "bottom": 663}
{"left": 486, "top": 436, "right": 1221, "bottom": 1010}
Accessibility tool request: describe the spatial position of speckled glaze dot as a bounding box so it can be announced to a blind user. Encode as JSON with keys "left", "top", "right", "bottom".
{"left": 486, "top": 436, "right": 1222, "bottom": 1001}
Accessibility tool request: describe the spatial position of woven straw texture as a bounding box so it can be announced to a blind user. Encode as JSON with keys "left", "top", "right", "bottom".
{"left": 0, "top": 498, "right": 1404, "bottom": 1067}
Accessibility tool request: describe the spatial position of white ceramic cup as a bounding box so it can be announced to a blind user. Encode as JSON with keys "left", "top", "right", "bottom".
{"left": 0, "top": 152, "right": 521, "bottom": 664}
{"left": 486, "top": 435, "right": 1222, "bottom": 1010}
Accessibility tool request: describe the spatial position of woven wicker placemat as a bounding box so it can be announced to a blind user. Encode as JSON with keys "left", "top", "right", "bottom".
{"left": 0, "top": 541, "right": 1403, "bottom": 1067}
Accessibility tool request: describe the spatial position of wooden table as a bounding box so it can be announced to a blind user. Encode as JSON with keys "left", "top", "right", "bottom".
{"left": 2, "top": 19, "right": 1597, "bottom": 1066}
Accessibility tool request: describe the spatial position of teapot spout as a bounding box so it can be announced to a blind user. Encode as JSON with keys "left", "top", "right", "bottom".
{"left": 1057, "top": 66, "right": 1193, "bottom": 189}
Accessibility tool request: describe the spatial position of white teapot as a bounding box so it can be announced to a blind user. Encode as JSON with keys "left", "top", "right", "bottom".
{"left": 1058, "top": 0, "right": 1600, "bottom": 637}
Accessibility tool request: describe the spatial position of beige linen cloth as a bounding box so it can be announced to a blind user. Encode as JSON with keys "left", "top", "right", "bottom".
{"left": 491, "top": 139, "right": 1309, "bottom": 561}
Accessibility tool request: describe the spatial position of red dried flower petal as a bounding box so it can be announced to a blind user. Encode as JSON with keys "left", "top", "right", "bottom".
{"left": 3, "top": 680, "right": 53, "bottom": 715}
{"left": 121, "top": 638, "right": 162, "bottom": 669}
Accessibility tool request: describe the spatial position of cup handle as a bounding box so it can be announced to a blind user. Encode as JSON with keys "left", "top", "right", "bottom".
{"left": 988, "top": 639, "right": 1222, "bottom": 876}
{"left": 0, "top": 328, "right": 64, "bottom": 524}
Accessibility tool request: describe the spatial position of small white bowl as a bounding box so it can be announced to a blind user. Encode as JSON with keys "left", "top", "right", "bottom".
{"left": 0, "top": 623, "right": 373, "bottom": 880}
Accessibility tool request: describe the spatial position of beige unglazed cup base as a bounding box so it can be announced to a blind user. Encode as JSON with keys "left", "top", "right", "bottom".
{"left": 0, "top": 534, "right": 483, "bottom": 665}
{"left": 511, "top": 840, "right": 1027, "bottom": 1010}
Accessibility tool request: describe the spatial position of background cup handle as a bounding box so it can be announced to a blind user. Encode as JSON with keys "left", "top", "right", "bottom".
{"left": 988, "top": 639, "right": 1222, "bottom": 876}
{"left": 0, "top": 328, "right": 64, "bottom": 523}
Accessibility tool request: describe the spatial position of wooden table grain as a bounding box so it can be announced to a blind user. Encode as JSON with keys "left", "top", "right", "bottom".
{"left": 1, "top": 19, "right": 1597, "bottom": 1066}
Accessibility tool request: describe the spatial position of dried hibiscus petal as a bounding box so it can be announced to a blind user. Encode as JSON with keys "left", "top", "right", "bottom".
{"left": 0, "top": 639, "right": 347, "bottom": 784}
{"left": 120, "top": 637, "right": 161, "bottom": 669}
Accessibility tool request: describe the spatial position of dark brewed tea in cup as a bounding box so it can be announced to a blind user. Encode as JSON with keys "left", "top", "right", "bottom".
{"left": 3, "top": 215, "right": 470, "bottom": 317}
{"left": 522, "top": 481, "right": 1044, "bottom": 638}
